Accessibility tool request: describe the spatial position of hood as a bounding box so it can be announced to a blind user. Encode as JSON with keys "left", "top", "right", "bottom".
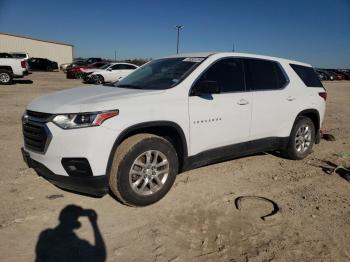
{"left": 27, "top": 86, "right": 164, "bottom": 113}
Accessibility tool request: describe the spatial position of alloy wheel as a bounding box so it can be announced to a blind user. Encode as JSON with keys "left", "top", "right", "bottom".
{"left": 129, "top": 150, "right": 169, "bottom": 196}
{"left": 0, "top": 73, "right": 10, "bottom": 83}
{"left": 295, "top": 124, "right": 312, "bottom": 153}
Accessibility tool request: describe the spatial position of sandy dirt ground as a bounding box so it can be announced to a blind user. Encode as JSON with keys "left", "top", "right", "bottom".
{"left": 0, "top": 72, "right": 349, "bottom": 262}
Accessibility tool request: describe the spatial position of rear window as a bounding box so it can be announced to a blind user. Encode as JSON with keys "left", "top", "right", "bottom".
{"left": 11, "top": 53, "right": 26, "bottom": 58}
{"left": 290, "top": 64, "right": 323, "bottom": 87}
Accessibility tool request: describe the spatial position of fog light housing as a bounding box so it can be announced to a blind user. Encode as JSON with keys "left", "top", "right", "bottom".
{"left": 61, "top": 158, "right": 93, "bottom": 177}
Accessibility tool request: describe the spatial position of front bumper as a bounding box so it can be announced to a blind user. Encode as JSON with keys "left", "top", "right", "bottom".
{"left": 24, "top": 122, "right": 117, "bottom": 177}
{"left": 22, "top": 147, "right": 108, "bottom": 196}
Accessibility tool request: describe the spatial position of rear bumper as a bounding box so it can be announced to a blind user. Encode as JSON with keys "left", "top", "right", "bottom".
{"left": 22, "top": 147, "right": 109, "bottom": 196}
{"left": 13, "top": 70, "right": 29, "bottom": 78}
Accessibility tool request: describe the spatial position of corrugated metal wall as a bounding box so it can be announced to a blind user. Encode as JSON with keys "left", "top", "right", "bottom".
{"left": 0, "top": 34, "right": 73, "bottom": 66}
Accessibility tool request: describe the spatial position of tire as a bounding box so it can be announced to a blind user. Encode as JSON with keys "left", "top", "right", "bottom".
{"left": 75, "top": 72, "right": 83, "bottom": 79}
{"left": 93, "top": 75, "right": 104, "bottom": 84}
{"left": 109, "top": 134, "right": 179, "bottom": 206}
{"left": 0, "top": 70, "right": 13, "bottom": 85}
{"left": 46, "top": 66, "right": 52, "bottom": 71}
{"left": 284, "top": 117, "right": 315, "bottom": 160}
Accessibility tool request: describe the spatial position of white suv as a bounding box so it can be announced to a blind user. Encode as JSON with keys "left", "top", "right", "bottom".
{"left": 22, "top": 52, "right": 326, "bottom": 206}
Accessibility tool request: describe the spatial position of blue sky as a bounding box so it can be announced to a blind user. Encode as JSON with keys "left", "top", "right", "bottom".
{"left": 0, "top": 0, "right": 349, "bottom": 67}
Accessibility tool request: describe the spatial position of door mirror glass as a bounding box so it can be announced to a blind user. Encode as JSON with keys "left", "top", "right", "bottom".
{"left": 193, "top": 80, "right": 220, "bottom": 95}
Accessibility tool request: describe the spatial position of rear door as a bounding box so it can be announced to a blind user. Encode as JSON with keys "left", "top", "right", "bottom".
{"left": 105, "top": 64, "right": 124, "bottom": 82}
{"left": 289, "top": 64, "right": 326, "bottom": 125}
{"left": 119, "top": 64, "right": 137, "bottom": 79}
{"left": 188, "top": 58, "right": 252, "bottom": 155}
{"left": 244, "top": 58, "right": 293, "bottom": 140}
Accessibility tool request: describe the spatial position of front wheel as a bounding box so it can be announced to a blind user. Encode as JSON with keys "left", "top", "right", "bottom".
{"left": 283, "top": 117, "right": 315, "bottom": 160}
{"left": 109, "top": 134, "right": 178, "bottom": 206}
{"left": 93, "top": 75, "right": 104, "bottom": 84}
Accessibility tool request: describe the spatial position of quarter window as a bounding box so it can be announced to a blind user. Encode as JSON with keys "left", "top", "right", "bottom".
{"left": 244, "top": 59, "right": 287, "bottom": 91}
{"left": 195, "top": 58, "right": 245, "bottom": 93}
{"left": 290, "top": 64, "right": 323, "bottom": 87}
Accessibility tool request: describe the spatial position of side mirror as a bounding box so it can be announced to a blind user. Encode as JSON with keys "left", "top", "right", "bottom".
{"left": 107, "top": 68, "right": 112, "bottom": 71}
{"left": 193, "top": 80, "right": 220, "bottom": 95}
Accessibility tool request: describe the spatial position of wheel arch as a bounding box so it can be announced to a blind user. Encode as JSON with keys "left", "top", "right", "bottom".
{"left": 0, "top": 66, "right": 13, "bottom": 73}
{"left": 106, "top": 121, "right": 188, "bottom": 177}
{"left": 294, "top": 109, "right": 321, "bottom": 144}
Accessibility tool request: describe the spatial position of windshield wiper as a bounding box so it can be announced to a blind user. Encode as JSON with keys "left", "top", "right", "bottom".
{"left": 117, "top": 84, "right": 143, "bottom": 89}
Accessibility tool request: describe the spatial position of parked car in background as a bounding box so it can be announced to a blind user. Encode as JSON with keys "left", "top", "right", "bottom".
{"left": 316, "top": 70, "right": 331, "bottom": 81}
{"left": 332, "top": 70, "right": 350, "bottom": 80}
{"left": 60, "top": 63, "right": 73, "bottom": 72}
{"left": 66, "top": 62, "right": 109, "bottom": 79}
{"left": 316, "top": 70, "right": 327, "bottom": 81}
{"left": 86, "top": 57, "right": 102, "bottom": 64}
{"left": 84, "top": 63, "right": 138, "bottom": 84}
{"left": 28, "top": 58, "right": 58, "bottom": 71}
{"left": 322, "top": 70, "right": 337, "bottom": 81}
{"left": 0, "top": 56, "right": 29, "bottom": 84}
{"left": 327, "top": 70, "right": 344, "bottom": 80}
{"left": 9, "top": 52, "right": 30, "bottom": 60}
{"left": 63, "top": 58, "right": 103, "bottom": 73}
{"left": 65, "top": 60, "right": 88, "bottom": 72}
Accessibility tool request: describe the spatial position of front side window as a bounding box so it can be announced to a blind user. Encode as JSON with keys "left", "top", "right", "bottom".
{"left": 194, "top": 58, "right": 245, "bottom": 93}
{"left": 111, "top": 64, "right": 122, "bottom": 70}
{"left": 244, "top": 59, "right": 287, "bottom": 91}
{"left": 116, "top": 57, "right": 204, "bottom": 90}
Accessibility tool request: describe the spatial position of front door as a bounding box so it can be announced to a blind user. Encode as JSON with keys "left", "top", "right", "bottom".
{"left": 188, "top": 58, "right": 252, "bottom": 156}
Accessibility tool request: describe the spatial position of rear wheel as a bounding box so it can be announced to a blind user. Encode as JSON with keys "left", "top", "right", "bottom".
{"left": 109, "top": 134, "right": 178, "bottom": 206}
{"left": 0, "top": 70, "right": 13, "bottom": 85}
{"left": 75, "top": 72, "right": 83, "bottom": 79}
{"left": 284, "top": 117, "right": 315, "bottom": 160}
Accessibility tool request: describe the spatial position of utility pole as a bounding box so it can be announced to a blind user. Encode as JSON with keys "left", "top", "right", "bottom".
{"left": 114, "top": 50, "right": 117, "bottom": 61}
{"left": 232, "top": 42, "right": 235, "bottom": 52}
{"left": 175, "top": 25, "right": 184, "bottom": 54}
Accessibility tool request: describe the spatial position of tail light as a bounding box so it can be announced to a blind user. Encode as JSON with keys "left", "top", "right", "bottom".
{"left": 318, "top": 92, "right": 327, "bottom": 101}
{"left": 21, "top": 60, "right": 27, "bottom": 68}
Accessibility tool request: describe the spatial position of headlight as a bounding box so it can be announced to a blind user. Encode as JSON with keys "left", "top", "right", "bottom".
{"left": 52, "top": 110, "right": 118, "bottom": 129}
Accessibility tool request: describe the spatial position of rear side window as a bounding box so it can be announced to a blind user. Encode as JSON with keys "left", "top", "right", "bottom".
{"left": 290, "top": 64, "right": 323, "bottom": 87}
{"left": 244, "top": 59, "right": 288, "bottom": 91}
{"left": 197, "top": 58, "right": 245, "bottom": 93}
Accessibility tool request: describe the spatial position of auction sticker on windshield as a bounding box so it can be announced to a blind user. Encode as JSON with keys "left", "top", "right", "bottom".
{"left": 183, "top": 57, "right": 204, "bottom": 62}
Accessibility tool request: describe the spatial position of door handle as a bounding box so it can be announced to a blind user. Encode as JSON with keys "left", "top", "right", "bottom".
{"left": 237, "top": 99, "right": 249, "bottom": 105}
{"left": 287, "top": 96, "right": 296, "bottom": 101}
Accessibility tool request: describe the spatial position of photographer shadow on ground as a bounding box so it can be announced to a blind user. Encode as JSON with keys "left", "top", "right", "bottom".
{"left": 35, "top": 205, "right": 106, "bottom": 262}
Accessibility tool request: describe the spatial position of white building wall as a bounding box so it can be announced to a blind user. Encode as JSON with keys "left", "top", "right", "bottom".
{"left": 0, "top": 33, "right": 73, "bottom": 66}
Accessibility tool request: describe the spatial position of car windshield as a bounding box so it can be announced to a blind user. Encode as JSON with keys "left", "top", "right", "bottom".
{"left": 100, "top": 63, "right": 111, "bottom": 69}
{"left": 116, "top": 57, "right": 205, "bottom": 90}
